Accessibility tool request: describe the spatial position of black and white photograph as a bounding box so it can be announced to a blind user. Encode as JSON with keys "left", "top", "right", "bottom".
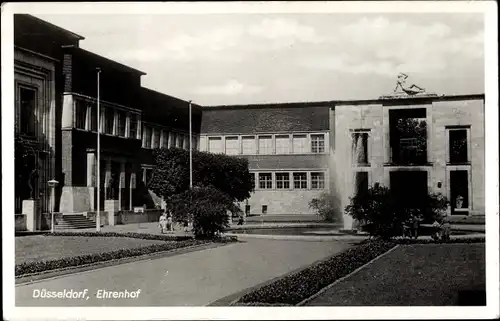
{"left": 2, "top": 1, "right": 498, "bottom": 320}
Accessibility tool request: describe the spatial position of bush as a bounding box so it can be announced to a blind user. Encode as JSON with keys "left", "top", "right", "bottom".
{"left": 236, "top": 240, "right": 396, "bottom": 305}
{"left": 308, "top": 192, "right": 341, "bottom": 222}
{"left": 48, "top": 231, "right": 194, "bottom": 241}
{"left": 168, "top": 186, "right": 233, "bottom": 239}
{"left": 16, "top": 239, "right": 210, "bottom": 276}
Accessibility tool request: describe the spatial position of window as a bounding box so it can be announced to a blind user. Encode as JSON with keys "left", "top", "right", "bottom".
{"left": 129, "top": 114, "right": 137, "bottom": 139}
{"left": 242, "top": 136, "right": 256, "bottom": 154}
{"left": 153, "top": 128, "right": 160, "bottom": 148}
{"left": 259, "top": 173, "right": 272, "bottom": 189}
{"left": 177, "top": 134, "right": 184, "bottom": 148}
{"left": 276, "top": 173, "right": 290, "bottom": 189}
{"left": 208, "top": 137, "right": 223, "bottom": 153}
{"left": 311, "top": 134, "right": 325, "bottom": 153}
{"left": 293, "top": 172, "right": 307, "bottom": 189}
{"left": 225, "top": 137, "right": 239, "bottom": 155}
{"left": 352, "top": 132, "right": 369, "bottom": 165}
{"left": 144, "top": 168, "right": 154, "bottom": 188}
{"left": 311, "top": 172, "right": 325, "bottom": 189}
{"left": 117, "top": 110, "right": 126, "bottom": 137}
{"left": 104, "top": 108, "right": 115, "bottom": 135}
{"left": 162, "top": 131, "right": 169, "bottom": 148}
{"left": 258, "top": 136, "right": 273, "bottom": 154}
{"left": 90, "top": 104, "right": 98, "bottom": 132}
{"left": 262, "top": 205, "right": 268, "bottom": 215}
{"left": 250, "top": 173, "right": 255, "bottom": 189}
{"left": 354, "top": 172, "right": 368, "bottom": 196}
{"left": 275, "top": 135, "right": 290, "bottom": 154}
{"left": 449, "top": 129, "right": 468, "bottom": 163}
{"left": 75, "top": 100, "right": 87, "bottom": 130}
{"left": 143, "top": 126, "right": 152, "bottom": 148}
{"left": 19, "top": 87, "right": 37, "bottom": 136}
{"left": 293, "top": 134, "right": 308, "bottom": 153}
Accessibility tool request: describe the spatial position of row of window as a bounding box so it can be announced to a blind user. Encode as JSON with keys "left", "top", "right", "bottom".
{"left": 202, "top": 133, "right": 327, "bottom": 155}
{"left": 142, "top": 125, "right": 198, "bottom": 150}
{"left": 250, "top": 171, "right": 326, "bottom": 190}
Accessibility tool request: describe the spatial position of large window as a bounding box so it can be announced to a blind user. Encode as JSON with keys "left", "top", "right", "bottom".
{"left": 104, "top": 108, "right": 115, "bottom": 135}
{"left": 293, "top": 134, "right": 308, "bottom": 153}
{"left": 276, "top": 173, "right": 290, "bottom": 189}
{"left": 293, "top": 172, "right": 307, "bottom": 189}
{"left": 449, "top": 129, "right": 468, "bottom": 163}
{"left": 129, "top": 114, "right": 137, "bottom": 139}
{"left": 117, "top": 110, "right": 126, "bottom": 137}
{"left": 153, "top": 128, "right": 161, "bottom": 148}
{"left": 19, "top": 87, "right": 37, "bottom": 136}
{"left": 75, "top": 100, "right": 87, "bottom": 130}
{"left": 259, "top": 173, "right": 273, "bottom": 189}
{"left": 352, "top": 132, "right": 369, "bottom": 165}
{"left": 311, "top": 134, "right": 325, "bottom": 153}
{"left": 258, "top": 136, "right": 273, "bottom": 154}
{"left": 275, "top": 135, "right": 291, "bottom": 154}
{"left": 90, "top": 104, "right": 98, "bottom": 132}
{"left": 225, "top": 137, "right": 239, "bottom": 155}
{"left": 242, "top": 136, "right": 256, "bottom": 154}
{"left": 143, "top": 126, "right": 152, "bottom": 148}
{"left": 208, "top": 137, "right": 223, "bottom": 153}
{"left": 311, "top": 172, "right": 325, "bottom": 189}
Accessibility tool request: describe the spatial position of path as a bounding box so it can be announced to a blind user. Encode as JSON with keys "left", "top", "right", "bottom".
{"left": 16, "top": 238, "right": 354, "bottom": 306}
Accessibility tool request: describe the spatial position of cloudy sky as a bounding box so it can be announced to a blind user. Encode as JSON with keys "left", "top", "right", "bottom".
{"left": 37, "top": 12, "right": 485, "bottom": 105}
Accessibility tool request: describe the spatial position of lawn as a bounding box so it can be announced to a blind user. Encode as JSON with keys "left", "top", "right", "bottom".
{"left": 305, "top": 243, "right": 485, "bottom": 306}
{"left": 16, "top": 235, "right": 166, "bottom": 265}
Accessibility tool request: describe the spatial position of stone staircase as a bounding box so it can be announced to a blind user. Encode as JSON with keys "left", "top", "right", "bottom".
{"left": 55, "top": 214, "right": 96, "bottom": 230}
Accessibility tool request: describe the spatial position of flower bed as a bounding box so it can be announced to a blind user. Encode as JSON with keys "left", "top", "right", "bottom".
{"left": 16, "top": 232, "right": 238, "bottom": 277}
{"left": 235, "top": 240, "right": 396, "bottom": 305}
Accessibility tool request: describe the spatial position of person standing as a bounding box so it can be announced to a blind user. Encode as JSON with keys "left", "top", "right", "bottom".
{"left": 158, "top": 211, "right": 167, "bottom": 234}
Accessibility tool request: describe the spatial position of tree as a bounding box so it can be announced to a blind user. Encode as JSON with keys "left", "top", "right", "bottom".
{"left": 148, "top": 148, "right": 253, "bottom": 203}
{"left": 167, "top": 186, "right": 232, "bottom": 238}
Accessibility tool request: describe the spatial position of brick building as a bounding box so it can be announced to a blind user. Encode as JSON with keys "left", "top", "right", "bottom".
{"left": 200, "top": 93, "right": 485, "bottom": 221}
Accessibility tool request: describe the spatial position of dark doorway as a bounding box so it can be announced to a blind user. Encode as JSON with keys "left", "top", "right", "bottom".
{"left": 450, "top": 170, "right": 469, "bottom": 215}
{"left": 355, "top": 172, "right": 369, "bottom": 196}
{"left": 390, "top": 171, "right": 428, "bottom": 209}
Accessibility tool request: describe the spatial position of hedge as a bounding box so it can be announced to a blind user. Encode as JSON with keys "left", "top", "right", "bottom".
{"left": 236, "top": 240, "right": 396, "bottom": 305}
{"left": 394, "top": 237, "right": 485, "bottom": 245}
{"left": 47, "top": 231, "right": 194, "bottom": 241}
{"left": 16, "top": 239, "right": 211, "bottom": 276}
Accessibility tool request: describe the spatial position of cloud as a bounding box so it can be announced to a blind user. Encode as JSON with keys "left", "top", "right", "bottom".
{"left": 193, "top": 80, "right": 263, "bottom": 96}
{"left": 301, "top": 16, "right": 483, "bottom": 76}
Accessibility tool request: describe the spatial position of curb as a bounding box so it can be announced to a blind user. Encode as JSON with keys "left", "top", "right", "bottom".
{"left": 296, "top": 244, "right": 400, "bottom": 306}
{"left": 16, "top": 241, "right": 231, "bottom": 285}
{"left": 225, "top": 233, "right": 368, "bottom": 242}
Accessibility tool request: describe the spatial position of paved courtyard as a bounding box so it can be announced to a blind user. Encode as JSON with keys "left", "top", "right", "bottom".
{"left": 16, "top": 238, "right": 354, "bottom": 306}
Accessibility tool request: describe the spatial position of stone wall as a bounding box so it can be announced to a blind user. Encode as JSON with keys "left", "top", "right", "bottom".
{"left": 239, "top": 190, "right": 327, "bottom": 215}
{"left": 117, "top": 209, "right": 163, "bottom": 224}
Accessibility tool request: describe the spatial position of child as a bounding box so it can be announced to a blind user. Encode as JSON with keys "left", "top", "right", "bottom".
{"left": 158, "top": 211, "right": 167, "bottom": 234}
{"left": 166, "top": 214, "right": 173, "bottom": 233}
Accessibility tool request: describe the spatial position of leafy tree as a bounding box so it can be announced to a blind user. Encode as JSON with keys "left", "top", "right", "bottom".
{"left": 308, "top": 192, "right": 341, "bottom": 222}
{"left": 167, "top": 186, "right": 232, "bottom": 238}
{"left": 148, "top": 148, "right": 253, "bottom": 203}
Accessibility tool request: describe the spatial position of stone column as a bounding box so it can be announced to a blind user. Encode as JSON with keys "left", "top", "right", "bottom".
{"left": 169, "top": 132, "right": 176, "bottom": 148}
{"left": 23, "top": 199, "right": 41, "bottom": 232}
{"left": 61, "top": 94, "right": 74, "bottom": 129}
{"left": 119, "top": 162, "right": 126, "bottom": 210}
{"left": 383, "top": 107, "right": 390, "bottom": 163}
{"left": 86, "top": 152, "right": 96, "bottom": 211}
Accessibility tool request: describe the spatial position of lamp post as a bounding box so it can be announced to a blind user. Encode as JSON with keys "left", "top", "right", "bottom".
{"left": 48, "top": 179, "right": 59, "bottom": 233}
{"left": 96, "top": 67, "right": 101, "bottom": 232}
{"left": 189, "top": 100, "right": 193, "bottom": 189}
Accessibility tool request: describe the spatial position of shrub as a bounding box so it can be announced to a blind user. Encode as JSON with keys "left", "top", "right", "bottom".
{"left": 308, "top": 192, "right": 341, "bottom": 222}
{"left": 237, "top": 240, "right": 396, "bottom": 305}
{"left": 423, "top": 192, "right": 449, "bottom": 223}
{"left": 48, "top": 231, "right": 193, "bottom": 241}
{"left": 16, "top": 239, "right": 210, "bottom": 276}
{"left": 167, "top": 186, "right": 233, "bottom": 239}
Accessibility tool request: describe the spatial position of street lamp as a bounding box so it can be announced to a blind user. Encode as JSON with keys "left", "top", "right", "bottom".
{"left": 47, "top": 179, "right": 59, "bottom": 233}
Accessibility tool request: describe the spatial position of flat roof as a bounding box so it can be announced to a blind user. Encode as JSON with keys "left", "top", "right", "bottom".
{"left": 63, "top": 45, "right": 146, "bottom": 76}
{"left": 25, "top": 14, "right": 85, "bottom": 41}
{"left": 203, "top": 93, "right": 485, "bottom": 110}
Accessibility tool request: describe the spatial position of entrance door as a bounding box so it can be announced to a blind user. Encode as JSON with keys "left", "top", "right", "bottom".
{"left": 390, "top": 171, "right": 428, "bottom": 210}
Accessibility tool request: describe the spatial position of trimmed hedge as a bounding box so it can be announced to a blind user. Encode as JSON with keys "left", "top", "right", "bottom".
{"left": 16, "top": 239, "right": 209, "bottom": 276}
{"left": 394, "top": 237, "right": 485, "bottom": 245}
{"left": 48, "top": 231, "right": 193, "bottom": 241}
{"left": 236, "top": 240, "right": 396, "bottom": 305}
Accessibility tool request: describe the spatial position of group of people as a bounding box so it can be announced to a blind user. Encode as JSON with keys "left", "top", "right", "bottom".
{"left": 158, "top": 210, "right": 190, "bottom": 234}
{"left": 402, "top": 211, "right": 451, "bottom": 241}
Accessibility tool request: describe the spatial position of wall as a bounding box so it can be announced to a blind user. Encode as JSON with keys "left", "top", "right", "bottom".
{"left": 240, "top": 190, "right": 327, "bottom": 215}
{"left": 117, "top": 209, "right": 163, "bottom": 224}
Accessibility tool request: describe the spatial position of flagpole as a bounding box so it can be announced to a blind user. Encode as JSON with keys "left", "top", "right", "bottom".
{"left": 96, "top": 68, "right": 101, "bottom": 232}
{"left": 189, "top": 100, "right": 193, "bottom": 189}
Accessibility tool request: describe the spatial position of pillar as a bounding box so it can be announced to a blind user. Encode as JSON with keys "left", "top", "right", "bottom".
{"left": 119, "top": 162, "right": 126, "bottom": 210}
{"left": 129, "top": 166, "right": 136, "bottom": 210}
{"left": 383, "top": 107, "right": 390, "bottom": 163}
{"left": 86, "top": 152, "right": 96, "bottom": 210}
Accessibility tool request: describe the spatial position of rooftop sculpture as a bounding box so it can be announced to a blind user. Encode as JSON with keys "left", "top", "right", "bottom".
{"left": 379, "top": 73, "right": 439, "bottom": 99}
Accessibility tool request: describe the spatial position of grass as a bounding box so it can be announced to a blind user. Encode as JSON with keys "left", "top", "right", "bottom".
{"left": 305, "top": 243, "right": 485, "bottom": 306}
{"left": 16, "top": 235, "right": 166, "bottom": 265}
